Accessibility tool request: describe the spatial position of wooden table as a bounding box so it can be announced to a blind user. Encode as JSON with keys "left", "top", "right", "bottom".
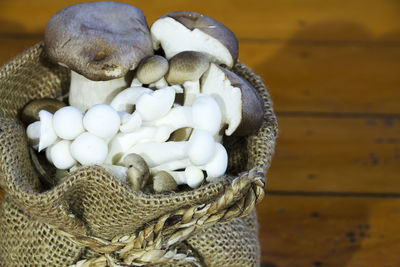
{"left": 1, "top": 1, "right": 399, "bottom": 266}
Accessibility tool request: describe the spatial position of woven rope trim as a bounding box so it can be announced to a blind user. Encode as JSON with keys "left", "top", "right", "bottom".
{"left": 56, "top": 169, "right": 266, "bottom": 266}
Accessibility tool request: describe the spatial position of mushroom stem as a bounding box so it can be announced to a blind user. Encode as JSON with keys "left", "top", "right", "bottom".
{"left": 69, "top": 70, "right": 128, "bottom": 112}
{"left": 182, "top": 80, "right": 200, "bottom": 106}
{"left": 169, "top": 166, "right": 204, "bottom": 188}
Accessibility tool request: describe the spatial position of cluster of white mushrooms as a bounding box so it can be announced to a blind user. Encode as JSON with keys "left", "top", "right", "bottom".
{"left": 22, "top": 2, "right": 264, "bottom": 193}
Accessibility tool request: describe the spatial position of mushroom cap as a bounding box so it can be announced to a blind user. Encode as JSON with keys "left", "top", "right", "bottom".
{"left": 20, "top": 98, "right": 66, "bottom": 125}
{"left": 53, "top": 106, "right": 85, "bottom": 140}
{"left": 71, "top": 132, "right": 108, "bottom": 166}
{"left": 136, "top": 55, "right": 169, "bottom": 84}
{"left": 166, "top": 51, "right": 210, "bottom": 84}
{"left": 220, "top": 68, "right": 264, "bottom": 136}
{"left": 50, "top": 140, "right": 77, "bottom": 170}
{"left": 153, "top": 171, "right": 178, "bottom": 193}
{"left": 83, "top": 104, "right": 120, "bottom": 139}
{"left": 152, "top": 11, "right": 238, "bottom": 68}
{"left": 44, "top": 2, "right": 153, "bottom": 81}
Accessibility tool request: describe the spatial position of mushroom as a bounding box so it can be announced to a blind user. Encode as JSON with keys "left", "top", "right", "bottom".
{"left": 136, "top": 55, "right": 169, "bottom": 87}
{"left": 120, "top": 129, "right": 216, "bottom": 168}
{"left": 151, "top": 11, "right": 238, "bottom": 68}
{"left": 49, "top": 140, "right": 77, "bottom": 170}
{"left": 151, "top": 143, "right": 228, "bottom": 182}
{"left": 122, "top": 153, "right": 150, "bottom": 191}
{"left": 70, "top": 132, "right": 108, "bottom": 166}
{"left": 143, "top": 94, "right": 222, "bottom": 137}
{"left": 119, "top": 111, "right": 142, "bottom": 133}
{"left": 83, "top": 104, "right": 120, "bottom": 140}
{"left": 201, "top": 63, "right": 264, "bottom": 136}
{"left": 53, "top": 106, "right": 85, "bottom": 140}
{"left": 152, "top": 171, "right": 178, "bottom": 193}
{"left": 26, "top": 110, "right": 58, "bottom": 152}
{"left": 44, "top": 2, "right": 153, "bottom": 112}
{"left": 135, "top": 86, "right": 176, "bottom": 121}
{"left": 110, "top": 86, "right": 152, "bottom": 113}
{"left": 168, "top": 166, "right": 204, "bottom": 188}
{"left": 165, "top": 51, "right": 210, "bottom": 106}
{"left": 20, "top": 98, "right": 66, "bottom": 125}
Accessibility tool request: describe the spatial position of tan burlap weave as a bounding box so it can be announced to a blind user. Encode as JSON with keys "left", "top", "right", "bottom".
{"left": 0, "top": 43, "right": 277, "bottom": 266}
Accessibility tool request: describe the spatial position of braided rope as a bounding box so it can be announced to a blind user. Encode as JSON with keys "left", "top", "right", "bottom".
{"left": 57, "top": 169, "right": 266, "bottom": 267}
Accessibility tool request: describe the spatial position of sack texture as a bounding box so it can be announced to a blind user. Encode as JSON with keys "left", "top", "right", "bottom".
{"left": 0, "top": 43, "right": 277, "bottom": 266}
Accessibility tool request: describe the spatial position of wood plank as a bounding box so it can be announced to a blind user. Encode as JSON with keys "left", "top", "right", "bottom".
{"left": 240, "top": 41, "right": 400, "bottom": 114}
{"left": 0, "top": 0, "right": 399, "bottom": 42}
{"left": 2, "top": 37, "right": 400, "bottom": 114}
{"left": 257, "top": 195, "right": 400, "bottom": 267}
{"left": 268, "top": 116, "right": 400, "bottom": 193}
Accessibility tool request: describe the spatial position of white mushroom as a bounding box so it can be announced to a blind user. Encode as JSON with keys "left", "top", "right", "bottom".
{"left": 70, "top": 132, "right": 108, "bottom": 166}
{"left": 143, "top": 94, "right": 222, "bottom": 137}
{"left": 119, "top": 111, "right": 142, "bottom": 133}
{"left": 136, "top": 86, "right": 176, "bottom": 121}
{"left": 169, "top": 166, "right": 204, "bottom": 188}
{"left": 50, "top": 140, "right": 77, "bottom": 170}
{"left": 26, "top": 110, "right": 58, "bottom": 152}
{"left": 83, "top": 104, "right": 120, "bottom": 140}
{"left": 106, "top": 127, "right": 165, "bottom": 164}
{"left": 53, "top": 106, "right": 85, "bottom": 140}
{"left": 110, "top": 86, "right": 152, "bottom": 113}
{"left": 150, "top": 143, "right": 228, "bottom": 182}
{"left": 121, "top": 129, "right": 216, "bottom": 168}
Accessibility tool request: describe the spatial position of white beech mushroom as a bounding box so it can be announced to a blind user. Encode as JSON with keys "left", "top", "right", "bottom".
{"left": 151, "top": 11, "right": 238, "bottom": 68}
{"left": 110, "top": 87, "right": 152, "bottom": 113}
{"left": 26, "top": 110, "right": 58, "bottom": 151}
{"left": 151, "top": 142, "right": 228, "bottom": 182}
{"left": 201, "top": 63, "right": 264, "bottom": 136}
{"left": 49, "top": 140, "right": 77, "bottom": 170}
{"left": 121, "top": 129, "right": 217, "bottom": 169}
{"left": 53, "top": 106, "right": 85, "bottom": 140}
{"left": 143, "top": 94, "right": 222, "bottom": 137}
{"left": 83, "top": 104, "right": 120, "bottom": 140}
{"left": 44, "top": 2, "right": 153, "bottom": 112}
{"left": 136, "top": 55, "right": 169, "bottom": 88}
{"left": 165, "top": 51, "right": 210, "bottom": 106}
{"left": 70, "top": 132, "right": 108, "bottom": 166}
{"left": 135, "top": 86, "right": 176, "bottom": 121}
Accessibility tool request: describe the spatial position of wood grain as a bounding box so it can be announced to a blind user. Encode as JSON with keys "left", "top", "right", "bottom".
{"left": 257, "top": 195, "right": 400, "bottom": 267}
{"left": 0, "top": 0, "right": 399, "bottom": 42}
{"left": 268, "top": 116, "right": 400, "bottom": 193}
{"left": 1, "top": 37, "right": 400, "bottom": 114}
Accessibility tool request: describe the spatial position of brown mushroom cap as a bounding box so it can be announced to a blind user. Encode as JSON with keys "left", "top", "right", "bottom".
{"left": 153, "top": 171, "right": 178, "bottom": 193}
{"left": 166, "top": 51, "right": 210, "bottom": 84}
{"left": 220, "top": 68, "right": 264, "bottom": 136}
{"left": 44, "top": 2, "right": 153, "bottom": 81}
{"left": 20, "top": 98, "right": 66, "bottom": 125}
{"left": 136, "top": 55, "right": 169, "bottom": 84}
{"left": 162, "top": 11, "right": 238, "bottom": 67}
{"left": 123, "top": 153, "right": 150, "bottom": 191}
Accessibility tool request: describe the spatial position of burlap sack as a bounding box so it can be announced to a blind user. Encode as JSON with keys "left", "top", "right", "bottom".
{"left": 0, "top": 43, "right": 277, "bottom": 266}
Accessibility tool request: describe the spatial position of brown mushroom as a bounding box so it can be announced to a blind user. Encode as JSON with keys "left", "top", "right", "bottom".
{"left": 44, "top": 2, "right": 153, "bottom": 112}
{"left": 151, "top": 11, "right": 238, "bottom": 68}
{"left": 201, "top": 63, "right": 264, "bottom": 136}
{"left": 123, "top": 153, "right": 150, "bottom": 191}
{"left": 20, "top": 98, "right": 66, "bottom": 125}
